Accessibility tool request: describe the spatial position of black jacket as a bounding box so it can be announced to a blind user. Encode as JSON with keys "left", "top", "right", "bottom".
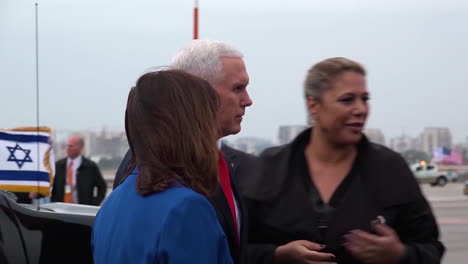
{"left": 51, "top": 156, "right": 107, "bottom": 206}
{"left": 242, "top": 128, "right": 444, "bottom": 264}
{"left": 113, "top": 145, "right": 257, "bottom": 264}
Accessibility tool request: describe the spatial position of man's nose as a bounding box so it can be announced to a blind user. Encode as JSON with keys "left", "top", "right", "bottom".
{"left": 241, "top": 91, "right": 253, "bottom": 107}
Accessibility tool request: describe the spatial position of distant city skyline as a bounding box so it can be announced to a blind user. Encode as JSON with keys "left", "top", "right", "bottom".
{"left": 54, "top": 123, "right": 468, "bottom": 148}
{"left": 23, "top": 122, "right": 468, "bottom": 148}
{"left": 50, "top": 123, "right": 468, "bottom": 165}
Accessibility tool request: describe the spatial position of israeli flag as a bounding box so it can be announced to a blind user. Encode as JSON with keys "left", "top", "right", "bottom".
{"left": 0, "top": 127, "right": 55, "bottom": 196}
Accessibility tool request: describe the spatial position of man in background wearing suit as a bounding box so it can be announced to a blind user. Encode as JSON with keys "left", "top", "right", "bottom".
{"left": 113, "top": 40, "right": 255, "bottom": 264}
{"left": 52, "top": 135, "right": 107, "bottom": 206}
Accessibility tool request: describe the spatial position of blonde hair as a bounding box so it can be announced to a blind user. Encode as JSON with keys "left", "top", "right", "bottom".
{"left": 304, "top": 57, "right": 366, "bottom": 99}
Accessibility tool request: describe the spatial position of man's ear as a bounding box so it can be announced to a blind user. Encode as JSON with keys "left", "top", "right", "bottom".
{"left": 306, "top": 96, "right": 319, "bottom": 118}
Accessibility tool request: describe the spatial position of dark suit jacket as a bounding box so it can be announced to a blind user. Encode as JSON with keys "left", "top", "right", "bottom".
{"left": 242, "top": 128, "right": 444, "bottom": 264}
{"left": 113, "top": 144, "right": 257, "bottom": 264}
{"left": 51, "top": 156, "right": 107, "bottom": 206}
{"left": 113, "top": 150, "right": 132, "bottom": 189}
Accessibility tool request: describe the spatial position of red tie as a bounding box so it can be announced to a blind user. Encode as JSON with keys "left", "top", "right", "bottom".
{"left": 64, "top": 161, "right": 74, "bottom": 203}
{"left": 218, "top": 151, "right": 239, "bottom": 242}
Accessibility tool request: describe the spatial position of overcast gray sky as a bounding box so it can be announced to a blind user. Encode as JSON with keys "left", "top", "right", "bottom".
{"left": 1, "top": 0, "right": 467, "bottom": 143}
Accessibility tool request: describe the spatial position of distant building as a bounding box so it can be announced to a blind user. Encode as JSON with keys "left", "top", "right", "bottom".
{"left": 82, "top": 128, "right": 128, "bottom": 160}
{"left": 453, "top": 138, "right": 468, "bottom": 164}
{"left": 420, "top": 127, "right": 452, "bottom": 156}
{"left": 278, "top": 125, "right": 308, "bottom": 145}
{"left": 389, "top": 134, "right": 421, "bottom": 153}
{"left": 224, "top": 137, "right": 275, "bottom": 155}
{"left": 364, "top": 128, "right": 386, "bottom": 145}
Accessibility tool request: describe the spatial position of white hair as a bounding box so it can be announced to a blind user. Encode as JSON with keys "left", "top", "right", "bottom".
{"left": 170, "top": 39, "right": 243, "bottom": 86}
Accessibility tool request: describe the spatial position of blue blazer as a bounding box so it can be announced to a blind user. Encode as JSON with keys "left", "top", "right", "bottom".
{"left": 92, "top": 168, "right": 233, "bottom": 264}
{"left": 113, "top": 146, "right": 254, "bottom": 264}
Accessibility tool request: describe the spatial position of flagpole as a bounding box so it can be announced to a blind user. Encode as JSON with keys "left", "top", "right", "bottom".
{"left": 193, "top": 0, "right": 198, "bottom": 39}
{"left": 35, "top": 2, "right": 41, "bottom": 205}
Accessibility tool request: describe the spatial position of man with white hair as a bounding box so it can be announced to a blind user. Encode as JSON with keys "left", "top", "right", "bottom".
{"left": 171, "top": 40, "right": 252, "bottom": 136}
{"left": 113, "top": 40, "right": 255, "bottom": 264}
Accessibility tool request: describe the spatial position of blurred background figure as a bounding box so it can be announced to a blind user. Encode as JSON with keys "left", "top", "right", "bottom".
{"left": 51, "top": 135, "right": 106, "bottom": 205}
{"left": 93, "top": 70, "right": 233, "bottom": 264}
{"left": 242, "top": 57, "right": 444, "bottom": 264}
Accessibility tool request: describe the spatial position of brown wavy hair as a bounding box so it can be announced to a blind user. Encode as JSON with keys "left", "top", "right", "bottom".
{"left": 125, "top": 70, "right": 220, "bottom": 197}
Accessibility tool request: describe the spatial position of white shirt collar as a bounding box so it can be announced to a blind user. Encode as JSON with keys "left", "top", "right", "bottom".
{"left": 67, "top": 155, "right": 82, "bottom": 166}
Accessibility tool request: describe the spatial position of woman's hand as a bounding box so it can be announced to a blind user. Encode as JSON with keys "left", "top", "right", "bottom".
{"left": 274, "top": 240, "right": 336, "bottom": 264}
{"left": 344, "top": 222, "right": 405, "bottom": 264}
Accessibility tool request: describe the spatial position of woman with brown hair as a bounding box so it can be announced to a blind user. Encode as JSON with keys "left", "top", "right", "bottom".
{"left": 243, "top": 57, "right": 444, "bottom": 264}
{"left": 92, "top": 70, "right": 233, "bottom": 264}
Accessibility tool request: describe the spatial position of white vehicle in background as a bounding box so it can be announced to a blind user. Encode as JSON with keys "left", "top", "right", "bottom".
{"left": 410, "top": 161, "right": 449, "bottom": 187}
{"left": 445, "top": 170, "right": 459, "bottom": 182}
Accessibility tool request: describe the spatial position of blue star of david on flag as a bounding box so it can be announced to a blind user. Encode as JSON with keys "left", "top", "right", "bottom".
{"left": 0, "top": 128, "right": 55, "bottom": 196}
{"left": 6, "top": 143, "right": 33, "bottom": 169}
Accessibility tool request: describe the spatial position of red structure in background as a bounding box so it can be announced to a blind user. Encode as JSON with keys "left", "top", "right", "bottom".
{"left": 193, "top": 0, "right": 199, "bottom": 39}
